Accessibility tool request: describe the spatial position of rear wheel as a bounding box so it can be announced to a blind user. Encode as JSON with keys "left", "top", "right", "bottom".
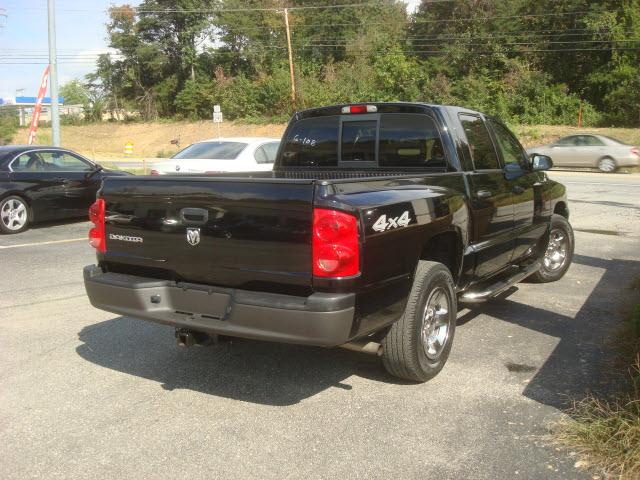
{"left": 0, "top": 195, "right": 30, "bottom": 234}
{"left": 528, "top": 214, "right": 574, "bottom": 283}
{"left": 597, "top": 156, "right": 617, "bottom": 173}
{"left": 382, "top": 261, "right": 457, "bottom": 382}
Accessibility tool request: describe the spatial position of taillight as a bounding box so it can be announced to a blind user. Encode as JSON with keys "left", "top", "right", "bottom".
{"left": 631, "top": 147, "right": 639, "bottom": 157}
{"left": 312, "top": 208, "right": 359, "bottom": 278}
{"left": 341, "top": 105, "right": 377, "bottom": 114}
{"left": 88, "top": 199, "right": 106, "bottom": 253}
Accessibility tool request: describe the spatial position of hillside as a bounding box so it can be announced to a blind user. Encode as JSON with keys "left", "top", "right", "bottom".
{"left": 12, "top": 121, "right": 287, "bottom": 160}
{"left": 11, "top": 121, "right": 640, "bottom": 162}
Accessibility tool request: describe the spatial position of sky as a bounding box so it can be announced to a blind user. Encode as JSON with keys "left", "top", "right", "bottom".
{"left": 0, "top": 0, "right": 421, "bottom": 99}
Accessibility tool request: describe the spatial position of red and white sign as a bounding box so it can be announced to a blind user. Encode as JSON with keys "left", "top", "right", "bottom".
{"left": 27, "top": 66, "right": 50, "bottom": 145}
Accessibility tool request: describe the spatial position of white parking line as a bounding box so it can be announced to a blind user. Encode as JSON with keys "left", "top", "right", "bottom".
{"left": 0, "top": 237, "right": 86, "bottom": 249}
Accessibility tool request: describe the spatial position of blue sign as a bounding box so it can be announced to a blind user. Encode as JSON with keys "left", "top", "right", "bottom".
{"left": 14, "top": 96, "right": 65, "bottom": 105}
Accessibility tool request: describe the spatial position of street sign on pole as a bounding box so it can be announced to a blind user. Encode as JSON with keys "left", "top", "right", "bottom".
{"left": 212, "top": 105, "right": 223, "bottom": 139}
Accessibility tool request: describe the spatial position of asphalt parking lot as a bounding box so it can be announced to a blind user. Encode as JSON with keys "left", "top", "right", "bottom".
{"left": 1, "top": 171, "right": 639, "bottom": 479}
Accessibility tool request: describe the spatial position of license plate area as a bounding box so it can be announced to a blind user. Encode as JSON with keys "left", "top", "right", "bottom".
{"left": 169, "top": 287, "right": 230, "bottom": 321}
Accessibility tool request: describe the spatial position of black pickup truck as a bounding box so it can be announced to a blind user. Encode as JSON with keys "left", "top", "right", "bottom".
{"left": 83, "top": 103, "right": 574, "bottom": 382}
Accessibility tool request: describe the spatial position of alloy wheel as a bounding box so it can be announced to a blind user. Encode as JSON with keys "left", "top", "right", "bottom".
{"left": 420, "top": 287, "right": 451, "bottom": 361}
{"left": 543, "top": 228, "right": 568, "bottom": 272}
{"left": 1, "top": 198, "right": 28, "bottom": 231}
{"left": 598, "top": 158, "right": 616, "bottom": 173}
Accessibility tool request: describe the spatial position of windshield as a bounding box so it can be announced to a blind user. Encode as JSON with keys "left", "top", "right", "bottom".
{"left": 172, "top": 142, "right": 248, "bottom": 160}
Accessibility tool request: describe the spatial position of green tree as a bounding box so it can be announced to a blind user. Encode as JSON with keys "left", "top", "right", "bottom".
{"left": 59, "top": 80, "right": 89, "bottom": 105}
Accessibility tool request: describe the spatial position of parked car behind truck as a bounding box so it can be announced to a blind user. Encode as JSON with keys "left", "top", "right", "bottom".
{"left": 150, "top": 137, "right": 281, "bottom": 175}
{"left": 0, "top": 145, "right": 130, "bottom": 234}
{"left": 84, "top": 103, "right": 574, "bottom": 382}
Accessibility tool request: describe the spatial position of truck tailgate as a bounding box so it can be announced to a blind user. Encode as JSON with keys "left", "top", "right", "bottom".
{"left": 100, "top": 177, "right": 315, "bottom": 291}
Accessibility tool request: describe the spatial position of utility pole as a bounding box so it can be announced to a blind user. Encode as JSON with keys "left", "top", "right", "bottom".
{"left": 577, "top": 99, "right": 583, "bottom": 128}
{"left": 283, "top": 8, "right": 296, "bottom": 104}
{"left": 47, "top": 0, "right": 60, "bottom": 146}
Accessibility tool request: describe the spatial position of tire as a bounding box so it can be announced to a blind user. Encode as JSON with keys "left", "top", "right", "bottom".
{"left": 528, "top": 214, "right": 574, "bottom": 283}
{"left": 0, "top": 195, "right": 30, "bottom": 234}
{"left": 382, "top": 261, "right": 457, "bottom": 382}
{"left": 597, "top": 156, "right": 617, "bottom": 173}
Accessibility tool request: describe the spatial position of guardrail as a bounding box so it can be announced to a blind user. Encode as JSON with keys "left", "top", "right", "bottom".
{"left": 99, "top": 158, "right": 167, "bottom": 174}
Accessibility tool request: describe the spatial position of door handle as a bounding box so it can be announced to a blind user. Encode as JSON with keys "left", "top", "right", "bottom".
{"left": 512, "top": 185, "right": 525, "bottom": 194}
{"left": 180, "top": 207, "right": 209, "bottom": 225}
{"left": 476, "top": 189, "right": 493, "bottom": 199}
{"left": 54, "top": 177, "right": 72, "bottom": 185}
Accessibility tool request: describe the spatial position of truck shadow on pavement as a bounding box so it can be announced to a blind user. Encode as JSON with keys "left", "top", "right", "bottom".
{"left": 76, "top": 253, "right": 639, "bottom": 407}
{"left": 76, "top": 318, "right": 392, "bottom": 406}
{"left": 457, "top": 253, "right": 640, "bottom": 410}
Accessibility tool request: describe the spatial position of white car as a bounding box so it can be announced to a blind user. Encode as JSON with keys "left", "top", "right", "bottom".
{"left": 150, "top": 137, "right": 281, "bottom": 175}
{"left": 527, "top": 134, "right": 639, "bottom": 173}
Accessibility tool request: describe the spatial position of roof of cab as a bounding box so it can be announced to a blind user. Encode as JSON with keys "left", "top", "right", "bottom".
{"left": 293, "top": 102, "right": 483, "bottom": 120}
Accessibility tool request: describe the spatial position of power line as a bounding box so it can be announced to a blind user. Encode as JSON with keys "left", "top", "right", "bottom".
{"left": 3, "top": 28, "right": 633, "bottom": 54}
{"left": 301, "top": 39, "right": 640, "bottom": 47}
{"left": 1, "top": 1, "right": 452, "bottom": 14}
{"left": 1, "top": 45, "right": 638, "bottom": 65}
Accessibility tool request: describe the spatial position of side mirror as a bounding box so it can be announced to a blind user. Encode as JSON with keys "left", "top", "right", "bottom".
{"left": 86, "top": 163, "right": 104, "bottom": 178}
{"left": 530, "top": 154, "right": 553, "bottom": 171}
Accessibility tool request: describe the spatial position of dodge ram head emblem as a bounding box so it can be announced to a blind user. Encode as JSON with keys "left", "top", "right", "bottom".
{"left": 186, "top": 227, "right": 200, "bottom": 246}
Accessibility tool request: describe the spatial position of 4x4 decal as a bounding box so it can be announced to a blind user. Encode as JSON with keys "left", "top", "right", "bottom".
{"left": 372, "top": 211, "right": 412, "bottom": 232}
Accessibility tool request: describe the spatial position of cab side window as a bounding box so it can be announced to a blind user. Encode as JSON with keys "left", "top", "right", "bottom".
{"left": 487, "top": 119, "right": 528, "bottom": 170}
{"left": 459, "top": 114, "right": 500, "bottom": 170}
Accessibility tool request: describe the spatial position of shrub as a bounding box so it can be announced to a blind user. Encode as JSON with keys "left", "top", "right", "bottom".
{"left": 0, "top": 109, "right": 19, "bottom": 145}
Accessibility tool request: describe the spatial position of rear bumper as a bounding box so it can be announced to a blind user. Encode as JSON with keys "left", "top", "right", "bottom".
{"left": 83, "top": 265, "right": 355, "bottom": 346}
{"left": 615, "top": 155, "right": 640, "bottom": 167}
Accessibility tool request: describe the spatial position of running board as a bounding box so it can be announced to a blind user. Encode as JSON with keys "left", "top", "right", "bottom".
{"left": 458, "top": 261, "right": 541, "bottom": 304}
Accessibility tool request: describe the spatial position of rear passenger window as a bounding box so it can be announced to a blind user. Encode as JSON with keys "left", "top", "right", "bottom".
{"left": 459, "top": 114, "right": 500, "bottom": 170}
{"left": 262, "top": 142, "right": 280, "bottom": 163}
{"left": 280, "top": 116, "right": 339, "bottom": 167}
{"left": 254, "top": 147, "right": 268, "bottom": 164}
{"left": 555, "top": 136, "right": 578, "bottom": 146}
{"left": 379, "top": 114, "right": 445, "bottom": 168}
{"left": 583, "top": 136, "right": 605, "bottom": 146}
{"left": 487, "top": 119, "right": 528, "bottom": 169}
{"left": 11, "top": 153, "right": 46, "bottom": 171}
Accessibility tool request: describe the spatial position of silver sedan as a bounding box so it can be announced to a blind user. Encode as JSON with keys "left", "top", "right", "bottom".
{"left": 528, "top": 134, "right": 639, "bottom": 172}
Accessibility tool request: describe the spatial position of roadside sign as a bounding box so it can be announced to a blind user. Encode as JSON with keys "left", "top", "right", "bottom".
{"left": 124, "top": 142, "right": 134, "bottom": 155}
{"left": 213, "top": 104, "right": 221, "bottom": 113}
{"left": 213, "top": 111, "right": 223, "bottom": 123}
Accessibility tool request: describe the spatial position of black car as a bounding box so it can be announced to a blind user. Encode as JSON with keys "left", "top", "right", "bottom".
{"left": 0, "top": 145, "right": 130, "bottom": 234}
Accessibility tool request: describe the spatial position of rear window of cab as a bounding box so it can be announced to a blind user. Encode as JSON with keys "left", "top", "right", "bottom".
{"left": 172, "top": 141, "right": 248, "bottom": 160}
{"left": 280, "top": 113, "right": 447, "bottom": 169}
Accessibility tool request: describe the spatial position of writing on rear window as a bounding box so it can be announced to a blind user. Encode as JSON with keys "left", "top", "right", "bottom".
{"left": 291, "top": 135, "right": 317, "bottom": 147}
